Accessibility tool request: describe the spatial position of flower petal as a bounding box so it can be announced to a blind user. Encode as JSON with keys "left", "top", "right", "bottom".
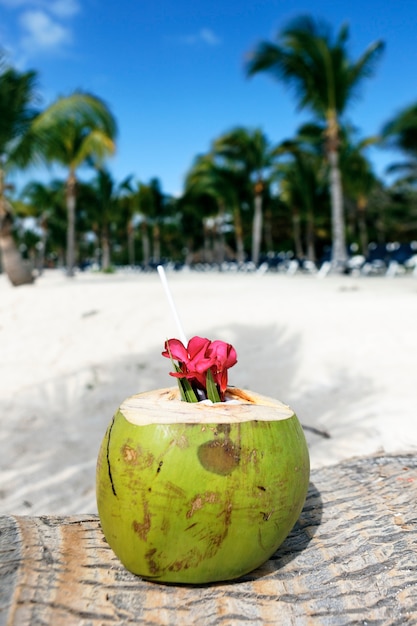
{"left": 209, "top": 340, "right": 238, "bottom": 369}
{"left": 163, "top": 335, "right": 237, "bottom": 403}
{"left": 162, "top": 338, "right": 188, "bottom": 362}
{"left": 187, "top": 336, "right": 211, "bottom": 359}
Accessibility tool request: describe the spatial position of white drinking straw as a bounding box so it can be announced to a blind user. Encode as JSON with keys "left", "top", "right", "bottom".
{"left": 157, "top": 265, "right": 188, "bottom": 346}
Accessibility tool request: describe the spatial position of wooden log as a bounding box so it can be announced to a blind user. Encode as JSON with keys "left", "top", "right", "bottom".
{"left": 1, "top": 454, "right": 416, "bottom": 625}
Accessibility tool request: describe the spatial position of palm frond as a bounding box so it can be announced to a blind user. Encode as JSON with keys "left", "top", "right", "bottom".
{"left": 246, "top": 15, "right": 384, "bottom": 120}
{"left": 382, "top": 104, "right": 417, "bottom": 159}
{"left": 34, "top": 92, "right": 117, "bottom": 139}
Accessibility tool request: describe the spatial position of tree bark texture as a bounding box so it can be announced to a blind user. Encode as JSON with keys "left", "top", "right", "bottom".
{"left": 0, "top": 231, "right": 34, "bottom": 286}
{"left": 65, "top": 177, "right": 76, "bottom": 278}
{"left": 251, "top": 193, "right": 263, "bottom": 266}
{"left": 0, "top": 171, "right": 34, "bottom": 286}
{"left": 233, "top": 204, "right": 245, "bottom": 264}
{"left": 1, "top": 454, "right": 416, "bottom": 625}
{"left": 328, "top": 149, "right": 348, "bottom": 271}
{"left": 141, "top": 221, "right": 150, "bottom": 267}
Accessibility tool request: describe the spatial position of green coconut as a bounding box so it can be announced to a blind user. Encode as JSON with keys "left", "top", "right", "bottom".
{"left": 96, "top": 387, "right": 310, "bottom": 584}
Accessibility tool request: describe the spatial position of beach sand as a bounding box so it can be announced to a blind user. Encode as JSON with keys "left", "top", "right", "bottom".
{"left": 1, "top": 268, "right": 416, "bottom": 515}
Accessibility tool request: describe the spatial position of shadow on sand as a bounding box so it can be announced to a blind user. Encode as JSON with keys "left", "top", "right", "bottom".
{"left": 1, "top": 321, "right": 374, "bottom": 516}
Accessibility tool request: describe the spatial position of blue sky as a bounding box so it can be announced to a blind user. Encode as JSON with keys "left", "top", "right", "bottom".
{"left": 1, "top": 0, "right": 417, "bottom": 196}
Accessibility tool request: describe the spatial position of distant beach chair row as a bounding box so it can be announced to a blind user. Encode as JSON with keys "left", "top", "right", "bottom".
{"left": 92, "top": 241, "right": 417, "bottom": 277}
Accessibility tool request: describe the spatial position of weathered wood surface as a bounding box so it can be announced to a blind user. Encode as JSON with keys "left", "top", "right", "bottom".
{"left": 1, "top": 454, "right": 416, "bottom": 625}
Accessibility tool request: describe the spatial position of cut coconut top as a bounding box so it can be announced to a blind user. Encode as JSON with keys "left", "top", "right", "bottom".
{"left": 119, "top": 387, "right": 295, "bottom": 425}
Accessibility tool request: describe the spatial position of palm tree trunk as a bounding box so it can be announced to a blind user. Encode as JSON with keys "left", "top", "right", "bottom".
{"left": 357, "top": 198, "right": 369, "bottom": 257}
{"left": 328, "top": 149, "right": 348, "bottom": 271}
{"left": 36, "top": 213, "right": 48, "bottom": 275}
{"left": 152, "top": 223, "right": 161, "bottom": 264}
{"left": 66, "top": 172, "right": 77, "bottom": 277}
{"left": 0, "top": 220, "right": 34, "bottom": 286}
{"left": 306, "top": 208, "right": 316, "bottom": 263}
{"left": 214, "top": 203, "right": 226, "bottom": 266}
{"left": 141, "top": 221, "right": 150, "bottom": 266}
{"left": 185, "top": 238, "right": 194, "bottom": 266}
{"left": 252, "top": 190, "right": 263, "bottom": 266}
{"left": 233, "top": 204, "right": 245, "bottom": 264}
{"left": 101, "top": 228, "right": 111, "bottom": 271}
{"left": 127, "top": 221, "right": 135, "bottom": 266}
{"left": 203, "top": 220, "right": 211, "bottom": 262}
{"left": 292, "top": 208, "right": 304, "bottom": 259}
{"left": 263, "top": 206, "right": 274, "bottom": 253}
{"left": 0, "top": 169, "right": 33, "bottom": 286}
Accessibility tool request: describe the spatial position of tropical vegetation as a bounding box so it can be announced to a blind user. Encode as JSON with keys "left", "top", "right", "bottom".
{"left": 246, "top": 15, "right": 385, "bottom": 272}
{"left": 0, "top": 52, "right": 41, "bottom": 285}
{"left": 1, "top": 14, "right": 417, "bottom": 286}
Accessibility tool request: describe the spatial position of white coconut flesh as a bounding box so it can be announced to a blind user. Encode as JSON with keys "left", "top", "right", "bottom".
{"left": 119, "top": 387, "right": 295, "bottom": 426}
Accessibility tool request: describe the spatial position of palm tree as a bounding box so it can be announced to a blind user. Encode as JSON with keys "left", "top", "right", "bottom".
{"left": 246, "top": 15, "right": 384, "bottom": 271}
{"left": 20, "top": 179, "right": 66, "bottom": 271}
{"left": 147, "top": 178, "right": 167, "bottom": 265}
{"left": 339, "top": 128, "right": 380, "bottom": 256}
{"left": 90, "top": 169, "right": 132, "bottom": 270}
{"left": 133, "top": 181, "right": 156, "bottom": 266}
{"left": 213, "top": 127, "right": 273, "bottom": 265}
{"left": 117, "top": 192, "right": 139, "bottom": 266}
{"left": 185, "top": 153, "right": 246, "bottom": 264}
{"left": 131, "top": 178, "right": 171, "bottom": 267}
{"left": 0, "top": 53, "right": 41, "bottom": 285}
{"left": 273, "top": 130, "right": 326, "bottom": 263}
{"left": 379, "top": 106, "right": 417, "bottom": 247}
{"left": 32, "top": 92, "right": 117, "bottom": 276}
{"left": 173, "top": 194, "right": 203, "bottom": 265}
{"left": 382, "top": 103, "right": 417, "bottom": 184}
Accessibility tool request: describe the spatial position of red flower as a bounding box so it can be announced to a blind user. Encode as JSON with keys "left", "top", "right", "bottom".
{"left": 162, "top": 336, "right": 213, "bottom": 388}
{"left": 206, "top": 340, "right": 237, "bottom": 395}
{"left": 162, "top": 336, "right": 237, "bottom": 401}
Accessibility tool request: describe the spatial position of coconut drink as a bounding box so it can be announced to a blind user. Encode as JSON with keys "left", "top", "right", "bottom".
{"left": 96, "top": 268, "right": 309, "bottom": 584}
{"left": 96, "top": 337, "right": 309, "bottom": 584}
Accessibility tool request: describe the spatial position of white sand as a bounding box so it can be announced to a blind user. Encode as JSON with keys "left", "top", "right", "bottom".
{"left": 1, "top": 268, "right": 416, "bottom": 515}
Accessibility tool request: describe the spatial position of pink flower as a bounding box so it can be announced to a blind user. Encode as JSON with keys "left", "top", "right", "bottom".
{"left": 206, "top": 340, "right": 237, "bottom": 395}
{"left": 162, "top": 336, "right": 213, "bottom": 388}
{"left": 162, "top": 336, "right": 237, "bottom": 401}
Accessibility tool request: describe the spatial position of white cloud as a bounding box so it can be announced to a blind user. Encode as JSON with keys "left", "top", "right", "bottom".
{"left": 0, "top": 0, "right": 80, "bottom": 14}
{"left": 0, "top": 0, "right": 29, "bottom": 6}
{"left": 19, "top": 9, "right": 71, "bottom": 51}
{"left": 0, "top": 0, "right": 81, "bottom": 60}
{"left": 178, "top": 28, "right": 221, "bottom": 46}
{"left": 199, "top": 28, "right": 221, "bottom": 46}
{"left": 49, "top": 0, "right": 80, "bottom": 18}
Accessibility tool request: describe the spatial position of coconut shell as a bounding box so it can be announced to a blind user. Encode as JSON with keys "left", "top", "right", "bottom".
{"left": 96, "top": 387, "right": 309, "bottom": 584}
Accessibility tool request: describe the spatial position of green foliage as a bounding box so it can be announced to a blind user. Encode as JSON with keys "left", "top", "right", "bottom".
{"left": 0, "top": 53, "right": 40, "bottom": 169}
{"left": 3, "top": 23, "right": 417, "bottom": 269}
{"left": 246, "top": 16, "right": 385, "bottom": 269}
{"left": 205, "top": 369, "right": 221, "bottom": 403}
{"left": 246, "top": 15, "right": 385, "bottom": 120}
{"left": 32, "top": 92, "right": 117, "bottom": 171}
{"left": 382, "top": 104, "right": 417, "bottom": 160}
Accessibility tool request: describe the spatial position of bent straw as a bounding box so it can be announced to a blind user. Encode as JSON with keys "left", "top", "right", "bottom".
{"left": 157, "top": 265, "right": 188, "bottom": 346}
